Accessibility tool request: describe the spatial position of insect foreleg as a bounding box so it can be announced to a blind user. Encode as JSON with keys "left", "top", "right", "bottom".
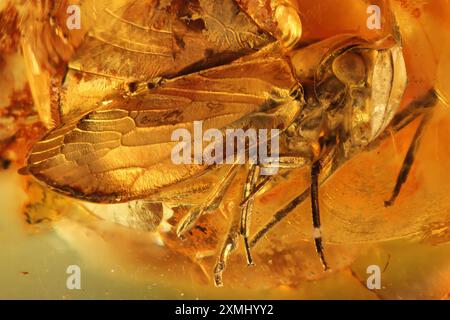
{"left": 384, "top": 111, "right": 433, "bottom": 207}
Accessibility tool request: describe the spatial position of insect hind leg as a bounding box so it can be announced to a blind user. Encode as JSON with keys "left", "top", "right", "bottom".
{"left": 214, "top": 215, "right": 240, "bottom": 287}
{"left": 380, "top": 89, "right": 438, "bottom": 207}
{"left": 249, "top": 160, "right": 334, "bottom": 270}
{"left": 311, "top": 161, "right": 329, "bottom": 270}
{"left": 214, "top": 164, "right": 275, "bottom": 285}
{"left": 213, "top": 166, "right": 248, "bottom": 287}
{"left": 249, "top": 155, "right": 338, "bottom": 248}
{"left": 240, "top": 164, "right": 261, "bottom": 266}
{"left": 384, "top": 111, "right": 432, "bottom": 207}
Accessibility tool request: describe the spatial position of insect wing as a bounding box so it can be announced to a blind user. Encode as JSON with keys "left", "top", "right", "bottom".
{"left": 59, "top": 0, "right": 273, "bottom": 124}
{"left": 25, "top": 45, "right": 301, "bottom": 203}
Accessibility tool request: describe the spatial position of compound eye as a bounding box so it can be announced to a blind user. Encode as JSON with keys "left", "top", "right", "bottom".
{"left": 332, "top": 51, "right": 366, "bottom": 85}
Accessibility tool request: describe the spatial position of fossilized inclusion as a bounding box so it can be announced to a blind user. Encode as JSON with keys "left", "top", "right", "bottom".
{"left": 1, "top": 0, "right": 450, "bottom": 296}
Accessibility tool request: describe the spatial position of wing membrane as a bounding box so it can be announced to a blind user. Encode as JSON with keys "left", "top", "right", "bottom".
{"left": 26, "top": 45, "right": 302, "bottom": 203}
{"left": 59, "top": 0, "right": 273, "bottom": 123}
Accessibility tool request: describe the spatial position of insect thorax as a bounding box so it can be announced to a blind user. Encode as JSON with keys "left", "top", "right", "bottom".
{"left": 284, "top": 36, "right": 408, "bottom": 161}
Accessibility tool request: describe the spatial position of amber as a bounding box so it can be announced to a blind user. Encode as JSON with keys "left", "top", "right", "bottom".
{"left": 1, "top": 0, "right": 450, "bottom": 299}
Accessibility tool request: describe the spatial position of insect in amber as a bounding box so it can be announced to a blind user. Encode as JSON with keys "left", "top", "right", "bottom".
{"left": 19, "top": 0, "right": 442, "bottom": 286}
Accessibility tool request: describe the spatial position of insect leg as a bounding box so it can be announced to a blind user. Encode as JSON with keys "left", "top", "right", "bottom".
{"left": 240, "top": 156, "right": 308, "bottom": 207}
{"left": 214, "top": 214, "right": 240, "bottom": 287}
{"left": 250, "top": 154, "right": 334, "bottom": 269}
{"left": 240, "top": 164, "right": 260, "bottom": 266}
{"left": 176, "top": 164, "right": 239, "bottom": 238}
{"left": 248, "top": 160, "right": 329, "bottom": 270}
{"left": 369, "top": 89, "right": 437, "bottom": 148}
{"left": 384, "top": 111, "right": 432, "bottom": 207}
{"left": 214, "top": 168, "right": 247, "bottom": 287}
{"left": 250, "top": 156, "right": 338, "bottom": 248}
{"left": 311, "top": 161, "right": 329, "bottom": 270}
{"left": 250, "top": 90, "right": 439, "bottom": 251}
{"left": 240, "top": 175, "right": 272, "bottom": 208}
{"left": 366, "top": 89, "right": 437, "bottom": 206}
{"left": 250, "top": 187, "right": 310, "bottom": 248}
